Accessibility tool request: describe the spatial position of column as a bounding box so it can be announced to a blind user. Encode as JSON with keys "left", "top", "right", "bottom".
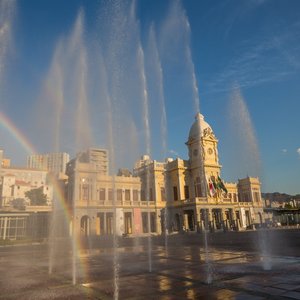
{"left": 96, "top": 214, "right": 100, "bottom": 235}
{"left": 3, "top": 217, "right": 8, "bottom": 240}
{"left": 196, "top": 208, "right": 201, "bottom": 232}
{"left": 156, "top": 210, "right": 161, "bottom": 234}
{"left": 184, "top": 213, "right": 189, "bottom": 231}
{"left": 234, "top": 210, "right": 240, "bottom": 231}
{"left": 222, "top": 209, "right": 228, "bottom": 232}
{"left": 103, "top": 212, "right": 107, "bottom": 234}
{"left": 208, "top": 209, "right": 214, "bottom": 232}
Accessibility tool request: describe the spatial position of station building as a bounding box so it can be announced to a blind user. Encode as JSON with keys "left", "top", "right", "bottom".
{"left": 67, "top": 114, "right": 265, "bottom": 237}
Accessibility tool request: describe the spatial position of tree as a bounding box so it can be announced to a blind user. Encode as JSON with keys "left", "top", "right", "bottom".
{"left": 11, "top": 198, "right": 26, "bottom": 210}
{"left": 25, "top": 187, "right": 48, "bottom": 206}
{"left": 284, "top": 203, "right": 293, "bottom": 209}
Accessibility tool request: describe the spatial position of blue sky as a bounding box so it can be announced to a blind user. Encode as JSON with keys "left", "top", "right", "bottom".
{"left": 0, "top": 0, "right": 299, "bottom": 194}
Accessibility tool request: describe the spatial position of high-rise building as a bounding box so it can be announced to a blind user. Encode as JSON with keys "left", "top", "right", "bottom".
{"left": 27, "top": 152, "right": 70, "bottom": 176}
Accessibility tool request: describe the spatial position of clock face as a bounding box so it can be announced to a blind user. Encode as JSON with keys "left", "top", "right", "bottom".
{"left": 207, "top": 148, "right": 213, "bottom": 155}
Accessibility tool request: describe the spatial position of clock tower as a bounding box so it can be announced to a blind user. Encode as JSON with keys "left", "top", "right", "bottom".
{"left": 186, "top": 113, "right": 222, "bottom": 198}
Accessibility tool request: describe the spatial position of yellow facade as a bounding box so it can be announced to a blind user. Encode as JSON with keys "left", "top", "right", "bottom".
{"left": 67, "top": 114, "right": 266, "bottom": 237}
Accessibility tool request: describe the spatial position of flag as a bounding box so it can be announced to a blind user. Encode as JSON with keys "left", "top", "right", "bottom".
{"left": 211, "top": 176, "right": 217, "bottom": 190}
{"left": 217, "top": 176, "right": 228, "bottom": 194}
{"left": 206, "top": 176, "right": 216, "bottom": 196}
{"left": 206, "top": 176, "right": 212, "bottom": 196}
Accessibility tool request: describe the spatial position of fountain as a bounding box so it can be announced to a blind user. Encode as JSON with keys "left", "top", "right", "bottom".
{"left": 166, "top": 2, "right": 213, "bottom": 283}
{"left": 2, "top": 1, "right": 299, "bottom": 300}
{"left": 0, "top": 0, "right": 14, "bottom": 85}
{"left": 227, "top": 84, "right": 262, "bottom": 181}
{"left": 145, "top": 24, "right": 169, "bottom": 255}
{"left": 228, "top": 84, "right": 271, "bottom": 270}
{"left": 1, "top": 0, "right": 211, "bottom": 293}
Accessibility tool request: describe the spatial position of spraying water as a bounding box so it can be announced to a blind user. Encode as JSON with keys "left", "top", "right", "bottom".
{"left": 181, "top": 4, "right": 213, "bottom": 284}
{"left": 44, "top": 43, "right": 65, "bottom": 277}
{"left": 184, "top": 19, "right": 200, "bottom": 114}
{"left": 99, "top": 1, "right": 141, "bottom": 296}
{"left": 229, "top": 84, "right": 269, "bottom": 270}
{"left": 147, "top": 24, "right": 169, "bottom": 255}
{"left": 0, "top": 0, "right": 14, "bottom": 84}
{"left": 94, "top": 37, "right": 120, "bottom": 298}
{"left": 43, "top": 9, "right": 93, "bottom": 285}
{"left": 137, "top": 44, "right": 152, "bottom": 272}
{"left": 38, "top": 0, "right": 217, "bottom": 293}
{"left": 66, "top": 10, "right": 93, "bottom": 152}
{"left": 103, "top": 43, "right": 120, "bottom": 300}
{"left": 228, "top": 84, "right": 261, "bottom": 178}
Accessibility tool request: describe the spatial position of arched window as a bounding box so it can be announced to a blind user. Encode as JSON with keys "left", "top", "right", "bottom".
{"left": 195, "top": 177, "right": 202, "bottom": 197}
{"left": 80, "top": 215, "right": 90, "bottom": 236}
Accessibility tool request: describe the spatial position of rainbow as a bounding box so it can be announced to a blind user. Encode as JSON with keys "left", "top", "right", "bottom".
{"left": 0, "top": 111, "right": 36, "bottom": 155}
{"left": 49, "top": 175, "right": 90, "bottom": 285}
{"left": 0, "top": 111, "right": 89, "bottom": 284}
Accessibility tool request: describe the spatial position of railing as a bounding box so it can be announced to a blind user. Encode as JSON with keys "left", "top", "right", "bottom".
{"left": 79, "top": 200, "right": 157, "bottom": 208}
{"left": 140, "top": 201, "right": 155, "bottom": 207}
{"left": 222, "top": 198, "right": 232, "bottom": 202}
{"left": 237, "top": 202, "right": 253, "bottom": 207}
{"left": 77, "top": 198, "right": 256, "bottom": 208}
{"left": 181, "top": 197, "right": 207, "bottom": 205}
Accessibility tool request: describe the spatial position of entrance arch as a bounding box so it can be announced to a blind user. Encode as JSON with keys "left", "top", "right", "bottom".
{"left": 80, "top": 215, "right": 90, "bottom": 236}
{"left": 258, "top": 212, "right": 263, "bottom": 225}
{"left": 175, "top": 213, "right": 180, "bottom": 231}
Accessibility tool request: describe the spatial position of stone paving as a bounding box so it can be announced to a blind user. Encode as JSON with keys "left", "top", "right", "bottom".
{"left": 0, "top": 231, "right": 300, "bottom": 299}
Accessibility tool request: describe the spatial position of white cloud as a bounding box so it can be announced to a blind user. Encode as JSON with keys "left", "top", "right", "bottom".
{"left": 297, "top": 148, "right": 300, "bottom": 156}
{"left": 203, "top": 21, "right": 300, "bottom": 95}
{"left": 169, "top": 149, "right": 179, "bottom": 157}
{"left": 282, "top": 149, "right": 287, "bottom": 154}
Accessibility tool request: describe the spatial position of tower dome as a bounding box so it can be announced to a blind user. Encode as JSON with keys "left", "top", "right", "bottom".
{"left": 188, "top": 113, "right": 211, "bottom": 141}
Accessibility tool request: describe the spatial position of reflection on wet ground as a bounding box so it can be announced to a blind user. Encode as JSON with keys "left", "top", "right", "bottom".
{"left": 0, "top": 232, "right": 300, "bottom": 299}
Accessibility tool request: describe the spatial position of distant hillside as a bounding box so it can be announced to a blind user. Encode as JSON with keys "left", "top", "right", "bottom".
{"left": 262, "top": 192, "right": 300, "bottom": 203}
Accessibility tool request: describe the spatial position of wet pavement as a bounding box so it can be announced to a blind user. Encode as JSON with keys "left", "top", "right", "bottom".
{"left": 0, "top": 229, "right": 299, "bottom": 299}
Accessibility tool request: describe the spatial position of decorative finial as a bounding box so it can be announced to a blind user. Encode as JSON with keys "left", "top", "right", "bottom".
{"left": 195, "top": 112, "right": 203, "bottom": 120}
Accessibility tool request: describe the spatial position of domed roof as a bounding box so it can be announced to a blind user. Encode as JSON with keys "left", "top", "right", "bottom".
{"left": 188, "top": 113, "right": 211, "bottom": 140}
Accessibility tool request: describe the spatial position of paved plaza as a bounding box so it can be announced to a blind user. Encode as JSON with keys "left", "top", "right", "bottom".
{"left": 0, "top": 229, "right": 299, "bottom": 299}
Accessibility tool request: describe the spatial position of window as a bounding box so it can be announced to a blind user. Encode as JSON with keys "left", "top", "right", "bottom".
{"left": 108, "top": 189, "right": 113, "bottom": 201}
{"left": 117, "top": 189, "right": 122, "bottom": 201}
{"left": 99, "top": 188, "right": 105, "bottom": 201}
{"left": 160, "top": 187, "right": 166, "bottom": 201}
{"left": 150, "top": 212, "right": 156, "bottom": 233}
{"left": 244, "top": 193, "right": 249, "bottom": 202}
{"left": 0, "top": 217, "right": 26, "bottom": 240}
{"left": 184, "top": 185, "right": 189, "bottom": 199}
{"left": 125, "top": 189, "right": 130, "bottom": 201}
{"left": 173, "top": 186, "right": 178, "bottom": 201}
{"left": 149, "top": 188, "right": 153, "bottom": 201}
{"left": 233, "top": 193, "right": 237, "bottom": 202}
{"left": 141, "top": 190, "right": 146, "bottom": 201}
{"left": 195, "top": 177, "right": 202, "bottom": 197}
{"left": 142, "top": 212, "right": 148, "bottom": 233}
{"left": 133, "top": 190, "right": 139, "bottom": 201}
{"left": 82, "top": 184, "right": 89, "bottom": 201}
